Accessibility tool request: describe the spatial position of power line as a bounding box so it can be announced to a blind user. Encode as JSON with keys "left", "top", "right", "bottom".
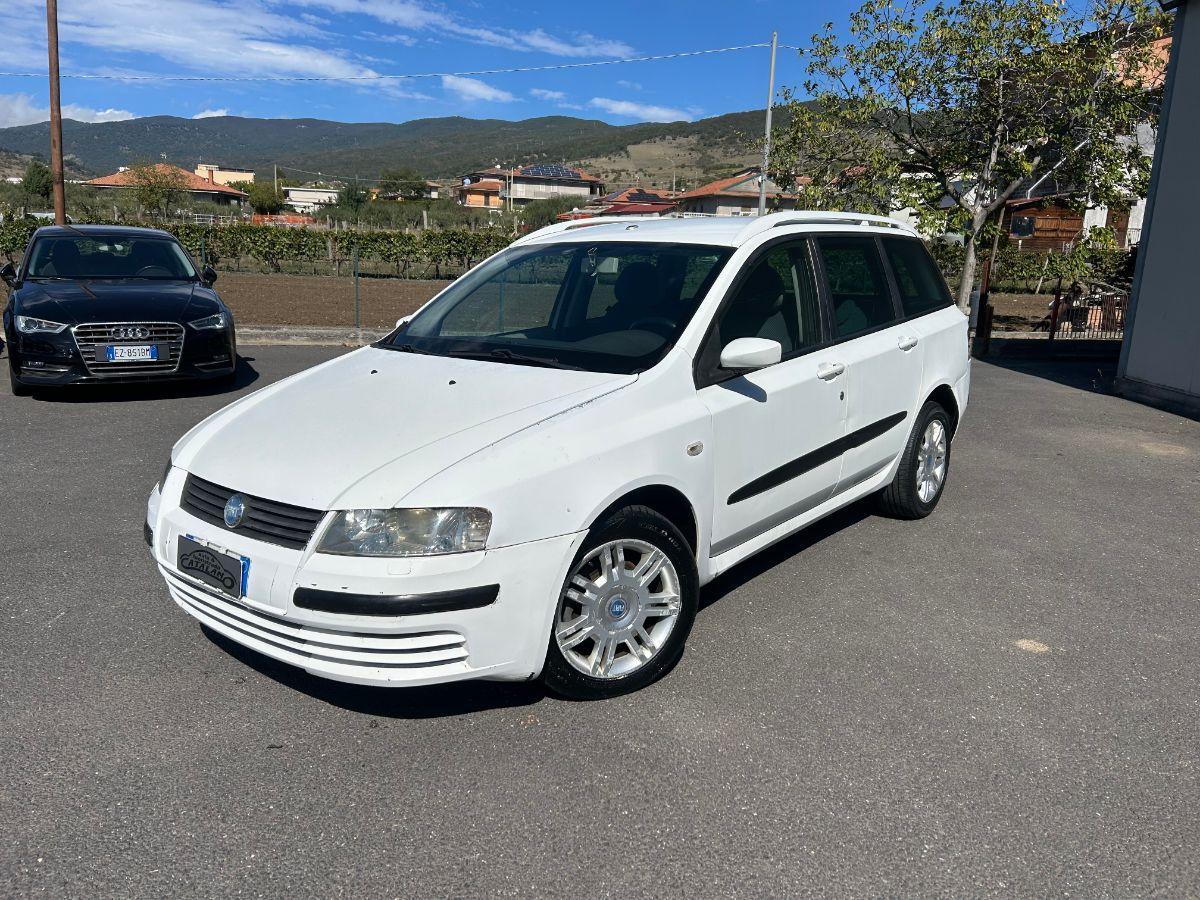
{"left": 0, "top": 42, "right": 775, "bottom": 83}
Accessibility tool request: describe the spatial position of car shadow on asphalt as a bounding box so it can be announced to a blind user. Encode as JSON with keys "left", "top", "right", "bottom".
{"left": 15, "top": 355, "right": 261, "bottom": 403}
{"left": 698, "top": 497, "right": 876, "bottom": 612}
{"left": 201, "top": 625, "right": 547, "bottom": 718}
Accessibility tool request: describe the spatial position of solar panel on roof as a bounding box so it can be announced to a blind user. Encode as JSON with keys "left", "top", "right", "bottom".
{"left": 520, "top": 164, "right": 583, "bottom": 179}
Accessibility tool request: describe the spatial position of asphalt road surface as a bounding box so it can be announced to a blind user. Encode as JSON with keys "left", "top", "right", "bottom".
{"left": 2, "top": 347, "right": 1198, "bottom": 897}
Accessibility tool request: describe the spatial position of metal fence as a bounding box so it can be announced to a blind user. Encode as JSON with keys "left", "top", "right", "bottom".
{"left": 1046, "top": 280, "right": 1128, "bottom": 341}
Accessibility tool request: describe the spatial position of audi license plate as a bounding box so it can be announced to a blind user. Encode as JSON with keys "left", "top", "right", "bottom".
{"left": 177, "top": 535, "right": 249, "bottom": 600}
{"left": 103, "top": 344, "right": 158, "bottom": 362}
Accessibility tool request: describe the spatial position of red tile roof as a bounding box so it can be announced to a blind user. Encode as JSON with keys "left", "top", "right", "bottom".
{"left": 676, "top": 169, "right": 806, "bottom": 200}
{"left": 86, "top": 163, "right": 248, "bottom": 197}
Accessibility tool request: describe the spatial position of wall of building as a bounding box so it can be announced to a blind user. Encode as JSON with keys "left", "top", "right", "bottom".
{"left": 195, "top": 165, "right": 254, "bottom": 186}
{"left": 1118, "top": 1, "right": 1200, "bottom": 414}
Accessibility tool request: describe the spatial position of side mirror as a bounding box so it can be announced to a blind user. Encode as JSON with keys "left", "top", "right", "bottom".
{"left": 0, "top": 262, "right": 16, "bottom": 287}
{"left": 720, "top": 337, "right": 782, "bottom": 371}
{"left": 202, "top": 265, "right": 218, "bottom": 285}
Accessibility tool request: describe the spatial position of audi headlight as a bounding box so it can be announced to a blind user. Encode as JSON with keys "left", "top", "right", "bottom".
{"left": 16, "top": 315, "right": 68, "bottom": 334}
{"left": 189, "top": 312, "right": 227, "bottom": 330}
{"left": 317, "top": 508, "right": 492, "bottom": 557}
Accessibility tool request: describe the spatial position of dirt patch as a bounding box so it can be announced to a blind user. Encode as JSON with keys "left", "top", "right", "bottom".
{"left": 216, "top": 274, "right": 449, "bottom": 328}
{"left": 990, "top": 292, "right": 1056, "bottom": 331}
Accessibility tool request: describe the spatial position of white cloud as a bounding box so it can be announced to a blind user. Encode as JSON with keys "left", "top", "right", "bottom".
{"left": 589, "top": 97, "right": 692, "bottom": 122}
{"left": 0, "top": 92, "right": 134, "bottom": 127}
{"left": 530, "top": 88, "right": 566, "bottom": 101}
{"left": 192, "top": 108, "right": 229, "bottom": 119}
{"left": 617, "top": 80, "right": 642, "bottom": 90}
{"left": 442, "top": 75, "right": 516, "bottom": 103}
{"left": 363, "top": 31, "right": 418, "bottom": 46}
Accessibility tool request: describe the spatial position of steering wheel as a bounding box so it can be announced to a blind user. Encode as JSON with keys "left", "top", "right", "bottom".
{"left": 135, "top": 265, "right": 172, "bottom": 277}
{"left": 627, "top": 316, "right": 676, "bottom": 337}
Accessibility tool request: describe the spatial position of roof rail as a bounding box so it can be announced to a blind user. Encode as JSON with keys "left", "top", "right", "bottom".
{"left": 734, "top": 210, "right": 920, "bottom": 245}
{"left": 509, "top": 214, "right": 666, "bottom": 247}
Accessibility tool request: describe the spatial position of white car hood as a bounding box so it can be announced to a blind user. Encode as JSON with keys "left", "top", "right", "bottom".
{"left": 175, "top": 346, "right": 635, "bottom": 510}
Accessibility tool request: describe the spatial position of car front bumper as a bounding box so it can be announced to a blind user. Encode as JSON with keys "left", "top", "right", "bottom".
{"left": 147, "top": 474, "right": 585, "bottom": 687}
{"left": 7, "top": 327, "right": 235, "bottom": 386}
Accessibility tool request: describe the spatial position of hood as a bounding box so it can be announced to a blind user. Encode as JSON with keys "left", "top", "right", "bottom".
{"left": 15, "top": 279, "right": 217, "bottom": 324}
{"left": 175, "top": 346, "right": 636, "bottom": 510}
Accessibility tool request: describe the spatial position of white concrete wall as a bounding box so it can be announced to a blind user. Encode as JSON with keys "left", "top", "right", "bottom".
{"left": 1119, "top": 1, "right": 1200, "bottom": 411}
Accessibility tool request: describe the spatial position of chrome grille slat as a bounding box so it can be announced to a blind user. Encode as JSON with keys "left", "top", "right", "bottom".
{"left": 180, "top": 473, "right": 324, "bottom": 550}
{"left": 72, "top": 320, "right": 185, "bottom": 377}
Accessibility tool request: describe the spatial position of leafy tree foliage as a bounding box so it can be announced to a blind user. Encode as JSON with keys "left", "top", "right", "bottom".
{"left": 770, "top": 0, "right": 1170, "bottom": 308}
{"left": 238, "top": 181, "right": 286, "bottom": 214}
{"left": 21, "top": 161, "right": 53, "bottom": 203}
{"left": 127, "top": 162, "right": 190, "bottom": 218}
{"left": 377, "top": 168, "right": 427, "bottom": 199}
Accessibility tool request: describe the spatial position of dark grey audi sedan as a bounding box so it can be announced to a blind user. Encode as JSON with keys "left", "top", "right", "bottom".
{"left": 2, "top": 224, "right": 236, "bottom": 395}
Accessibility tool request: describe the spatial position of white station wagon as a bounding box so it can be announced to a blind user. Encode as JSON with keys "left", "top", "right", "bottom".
{"left": 147, "top": 212, "right": 969, "bottom": 699}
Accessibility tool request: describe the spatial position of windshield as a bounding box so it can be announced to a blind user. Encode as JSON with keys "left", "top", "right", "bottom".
{"left": 384, "top": 241, "right": 732, "bottom": 374}
{"left": 27, "top": 235, "right": 198, "bottom": 280}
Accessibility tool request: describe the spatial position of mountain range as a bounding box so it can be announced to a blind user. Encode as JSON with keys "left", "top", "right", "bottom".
{"left": 0, "top": 108, "right": 785, "bottom": 190}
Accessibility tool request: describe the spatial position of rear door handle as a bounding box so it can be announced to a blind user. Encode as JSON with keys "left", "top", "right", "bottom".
{"left": 898, "top": 335, "right": 919, "bottom": 351}
{"left": 816, "top": 362, "right": 845, "bottom": 381}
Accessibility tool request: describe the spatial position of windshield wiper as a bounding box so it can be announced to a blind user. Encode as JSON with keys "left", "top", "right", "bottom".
{"left": 446, "top": 347, "right": 580, "bottom": 370}
{"left": 388, "top": 342, "right": 435, "bottom": 355}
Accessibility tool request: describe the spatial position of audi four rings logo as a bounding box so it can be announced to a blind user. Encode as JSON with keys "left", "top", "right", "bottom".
{"left": 110, "top": 325, "right": 151, "bottom": 340}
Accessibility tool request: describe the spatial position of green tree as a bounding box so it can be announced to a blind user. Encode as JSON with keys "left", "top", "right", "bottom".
{"left": 770, "top": 0, "right": 1169, "bottom": 309}
{"left": 377, "top": 167, "right": 426, "bottom": 199}
{"left": 338, "top": 182, "right": 368, "bottom": 218}
{"left": 21, "top": 160, "right": 53, "bottom": 203}
{"left": 239, "top": 181, "right": 286, "bottom": 214}
{"left": 127, "top": 162, "right": 189, "bottom": 218}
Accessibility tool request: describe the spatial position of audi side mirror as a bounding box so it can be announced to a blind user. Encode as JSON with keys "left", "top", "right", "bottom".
{"left": 0, "top": 262, "right": 16, "bottom": 287}
{"left": 202, "top": 265, "right": 218, "bottom": 285}
{"left": 720, "top": 337, "right": 782, "bottom": 370}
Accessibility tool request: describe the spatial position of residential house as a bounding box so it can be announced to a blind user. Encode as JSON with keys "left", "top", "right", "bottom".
{"left": 283, "top": 186, "right": 340, "bottom": 213}
{"left": 455, "top": 175, "right": 504, "bottom": 211}
{"left": 673, "top": 168, "right": 798, "bottom": 216}
{"left": 84, "top": 163, "right": 247, "bottom": 206}
{"left": 194, "top": 163, "right": 255, "bottom": 186}
{"left": 556, "top": 186, "right": 678, "bottom": 221}
{"left": 369, "top": 181, "right": 441, "bottom": 202}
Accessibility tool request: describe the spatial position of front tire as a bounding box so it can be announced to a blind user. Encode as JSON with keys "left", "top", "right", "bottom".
{"left": 543, "top": 505, "right": 698, "bottom": 700}
{"left": 877, "top": 400, "right": 952, "bottom": 519}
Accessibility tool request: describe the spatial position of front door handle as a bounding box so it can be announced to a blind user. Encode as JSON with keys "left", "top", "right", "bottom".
{"left": 898, "top": 335, "right": 919, "bottom": 351}
{"left": 816, "top": 362, "right": 845, "bottom": 381}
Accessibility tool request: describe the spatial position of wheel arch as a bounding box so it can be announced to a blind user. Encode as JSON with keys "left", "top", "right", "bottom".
{"left": 587, "top": 483, "right": 699, "bottom": 558}
{"left": 925, "top": 383, "right": 960, "bottom": 436}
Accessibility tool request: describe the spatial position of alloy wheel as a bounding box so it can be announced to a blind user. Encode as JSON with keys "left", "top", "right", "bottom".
{"left": 915, "top": 418, "right": 948, "bottom": 503}
{"left": 554, "top": 539, "right": 683, "bottom": 679}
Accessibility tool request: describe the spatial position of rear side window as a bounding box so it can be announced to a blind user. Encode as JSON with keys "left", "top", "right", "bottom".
{"left": 882, "top": 237, "right": 951, "bottom": 317}
{"left": 816, "top": 236, "right": 896, "bottom": 338}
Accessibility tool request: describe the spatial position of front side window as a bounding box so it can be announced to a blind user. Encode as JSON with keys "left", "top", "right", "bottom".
{"left": 882, "top": 237, "right": 952, "bottom": 317}
{"left": 391, "top": 241, "right": 731, "bottom": 374}
{"left": 816, "top": 236, "right": 897, "bottom": 338}
{"left": 27, "top": 236, "right": 197, "bottom": 280}
{"left": 714, "top": 242, "right": 822, "bottom": 356}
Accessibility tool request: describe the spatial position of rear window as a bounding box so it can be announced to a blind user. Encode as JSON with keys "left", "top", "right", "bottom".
{"left": 816, "top": 236, "right": 897, "bottom": 338}
{"left": 883, "top": 237, "right": 951, "bottom": 317}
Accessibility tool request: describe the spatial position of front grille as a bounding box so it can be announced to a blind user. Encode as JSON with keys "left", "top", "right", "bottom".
{"left": 164, "top": 569, "right": 470, "bottom": 672}
{"left": 181, "top": 473, "right": 325, "bottom": 550}
{"left": 72, "top": 321, "right": 185, "bottom": 376}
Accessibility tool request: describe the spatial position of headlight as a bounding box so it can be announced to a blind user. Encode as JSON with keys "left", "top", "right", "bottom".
{"left": 188, "top": 312, "right": 227, "bottom": 330}
{"left": 317, "top": 507, "right": 492, "bottom": 557}
{"left": 16, "top": 315, "right": 68, "bottom": 334}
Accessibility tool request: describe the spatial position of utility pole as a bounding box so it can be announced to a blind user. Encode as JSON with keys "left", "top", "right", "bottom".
{"left": 273, "top": 163, "right": 278, "bottom": 194}
{"left": 757, "top": 31, "right": 779, "bottom": 217}
{"left": 45, "top": 0, "right": 66, "bottom": 225}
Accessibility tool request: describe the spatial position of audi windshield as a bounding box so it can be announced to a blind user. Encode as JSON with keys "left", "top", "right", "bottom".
{"left": 383, "top": 242, "right": 732, "bottom": 375}
{"left": 26, "top": 235, "right": 198, "bottom": 280}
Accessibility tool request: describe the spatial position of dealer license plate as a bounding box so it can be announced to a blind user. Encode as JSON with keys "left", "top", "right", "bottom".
{"left": 104, "top": 344, "right": 158, "bottom": 362}
{"left": 177, "top": 535, "right": 249, "bottom": 600}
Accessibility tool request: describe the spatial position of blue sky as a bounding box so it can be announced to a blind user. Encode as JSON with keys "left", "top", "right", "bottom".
{"left": 0, "top": 0, "right": 861, "bottom": 128}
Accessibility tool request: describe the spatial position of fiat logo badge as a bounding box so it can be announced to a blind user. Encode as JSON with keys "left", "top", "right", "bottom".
{"left": 223, "top": 494, "right": 246, "bottom": 528}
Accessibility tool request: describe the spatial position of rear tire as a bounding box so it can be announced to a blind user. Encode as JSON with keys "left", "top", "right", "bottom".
{"left": 877, "top": 400, "right": 952, "bottom": 519}
{"left": 543, "top": 504, "right": 698, "bottom": 700}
